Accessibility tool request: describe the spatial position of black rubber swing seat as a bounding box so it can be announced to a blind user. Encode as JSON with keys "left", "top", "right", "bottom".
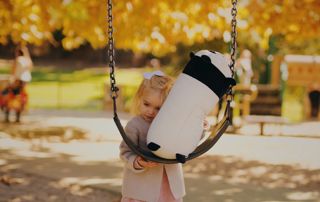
{"left": 113, "top": 102, "right": 232, "bottom": 164}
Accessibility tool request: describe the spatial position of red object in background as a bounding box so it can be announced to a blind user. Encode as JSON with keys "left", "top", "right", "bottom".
{"left": 0, "top": 82, "right": 28, "bottom": 112}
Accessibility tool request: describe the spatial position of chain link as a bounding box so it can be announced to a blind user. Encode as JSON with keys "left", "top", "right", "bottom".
{"left": 108, "top": 0, "right": 118, "bottom": 99}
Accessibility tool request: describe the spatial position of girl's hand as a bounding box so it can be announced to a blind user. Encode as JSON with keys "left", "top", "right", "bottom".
{"left": 203, "top": 119, "right": 210, "bottom": 131}
{"left": 135, "top": 156, "right": 158, "bottom": 168}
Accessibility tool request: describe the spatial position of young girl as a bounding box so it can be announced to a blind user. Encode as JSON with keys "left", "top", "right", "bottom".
{"left": 119, "top": 70, "right": 186, "bottom": 202}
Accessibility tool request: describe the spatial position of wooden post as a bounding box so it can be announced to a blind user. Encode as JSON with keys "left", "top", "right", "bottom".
{"left": 271, "top": 55, "right": 283, "bottom": 86}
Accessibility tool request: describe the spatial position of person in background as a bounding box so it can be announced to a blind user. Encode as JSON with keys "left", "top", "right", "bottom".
{"left": 308, "top": 83, "right": 320, "bottom": 119}
{"left": 236, "top": 49, "right": 253, "bottom": 85}
{"left": 1, "top": 45, "right": 33, "bottom": 122}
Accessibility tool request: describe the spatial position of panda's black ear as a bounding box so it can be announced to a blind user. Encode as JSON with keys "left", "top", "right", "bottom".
{"left": 201, "top": 55, "right": 212, "bottom": 64}
{"left": 189, "top": 51, "right": 195, "bottom": 58}
{"left": 226, "top": 78, "right": 236, "bottom": 86}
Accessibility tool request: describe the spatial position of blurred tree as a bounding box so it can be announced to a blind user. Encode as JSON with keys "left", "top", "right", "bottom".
{"left": 0, "top": 0, "right": 56, "bottom": 45}
{"left": 0, "top": 0, "right": 319, "bottom": 56}
{"left": 246, "top": 0, "right": 320, "bottom": 50}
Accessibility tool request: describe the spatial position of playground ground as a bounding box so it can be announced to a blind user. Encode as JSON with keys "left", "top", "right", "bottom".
{"left": 0, "top": 109, "right": 319, "bottom": 202}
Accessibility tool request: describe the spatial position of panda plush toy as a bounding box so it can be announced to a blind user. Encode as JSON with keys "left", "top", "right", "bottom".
{"left": 147, "top": 50, "right": 236, "bottom": 163}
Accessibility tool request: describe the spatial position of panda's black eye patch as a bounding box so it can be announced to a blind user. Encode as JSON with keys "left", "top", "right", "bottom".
{"left": 201, "top": 55, "right": 212, "bottom": 64}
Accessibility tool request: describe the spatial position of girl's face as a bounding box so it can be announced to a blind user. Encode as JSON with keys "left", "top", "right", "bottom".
{"left": 140, "top": 89, "right": 163, "bottom": 122}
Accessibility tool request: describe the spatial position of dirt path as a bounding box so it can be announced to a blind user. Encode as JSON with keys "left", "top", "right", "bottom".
{"left": 1, "top": 110, "right": 320, "bottom": 201}
{"left": 0, "top": 169, "right": 121, "bottom": 202}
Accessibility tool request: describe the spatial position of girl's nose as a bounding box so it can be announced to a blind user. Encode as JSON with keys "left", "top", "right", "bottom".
{"left": 148, "top": 108, "right": 156, "bottom": 116}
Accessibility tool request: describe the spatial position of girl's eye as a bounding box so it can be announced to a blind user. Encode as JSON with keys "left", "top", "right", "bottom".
{"left": 143, "top": 102, "right": 149, "bottom": 107}
{"left": 156, "top": 107, "right": 160, "bottom": 111}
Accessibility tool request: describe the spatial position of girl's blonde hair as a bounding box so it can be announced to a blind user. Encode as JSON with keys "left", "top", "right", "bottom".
{"left": 131, "top": 75, "right": 173, "bottom": 115}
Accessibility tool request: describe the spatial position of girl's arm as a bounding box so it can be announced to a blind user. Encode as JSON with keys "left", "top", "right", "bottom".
{"left": 22, "top": 47, "right": 33, "bottom": 71}
{"left": 119, "top": 121, "right": 146, "bottom": 173}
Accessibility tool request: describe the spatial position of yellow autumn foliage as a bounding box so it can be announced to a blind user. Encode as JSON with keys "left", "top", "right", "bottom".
{"left": 0, "top": 0, "right": 319, "bottom": 55}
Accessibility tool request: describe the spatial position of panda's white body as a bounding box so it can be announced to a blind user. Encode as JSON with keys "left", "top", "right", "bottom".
{"left": 147, "top": 50, "right": 235, "bottom": 162}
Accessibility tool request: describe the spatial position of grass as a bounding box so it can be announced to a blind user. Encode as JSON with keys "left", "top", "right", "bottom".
{"left": 30, "top": 68, "right": 147, "bottom": 110}
{"left": 27, "top": 81, "right": 105, "bottom": 109}
{"left": 0, "top": 63, "right": 146, "bottom": 111}
{"left": 282, "top": 85, "right": 305, "bottom": 122}
{"left": 30, "top": 70, "right": 106, "bottom": 110}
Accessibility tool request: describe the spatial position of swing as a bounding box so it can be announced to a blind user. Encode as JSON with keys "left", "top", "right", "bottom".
{"left": 108, "top": 0, "right": 238, "bottom": 164}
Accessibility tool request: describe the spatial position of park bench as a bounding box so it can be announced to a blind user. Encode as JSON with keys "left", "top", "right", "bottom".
{"left": 243, "top": 115, "right": 289, "bottom": 136}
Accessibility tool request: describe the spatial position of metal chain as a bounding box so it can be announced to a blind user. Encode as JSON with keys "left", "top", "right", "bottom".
{"left": 226, "top": 0, "right": 238, "bottom": 98}
{"left": 229, "top": 0, "right": 238, "bottom": 79}
{"left": 107, "top": 0, "right": 118, "bottom": 99}
{"left": 226, "top": 0, "right": 238, "bottom": 122}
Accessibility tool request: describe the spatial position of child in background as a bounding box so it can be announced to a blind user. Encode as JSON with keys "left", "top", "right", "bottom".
{"left": 119, "top": 70, "right": 185, "bottom": 202}
{"left": 236, "top": 49, "right": 253, "bottom": 85}
{"left": 1, "top": 46, "right": 32, "bottom": 122}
